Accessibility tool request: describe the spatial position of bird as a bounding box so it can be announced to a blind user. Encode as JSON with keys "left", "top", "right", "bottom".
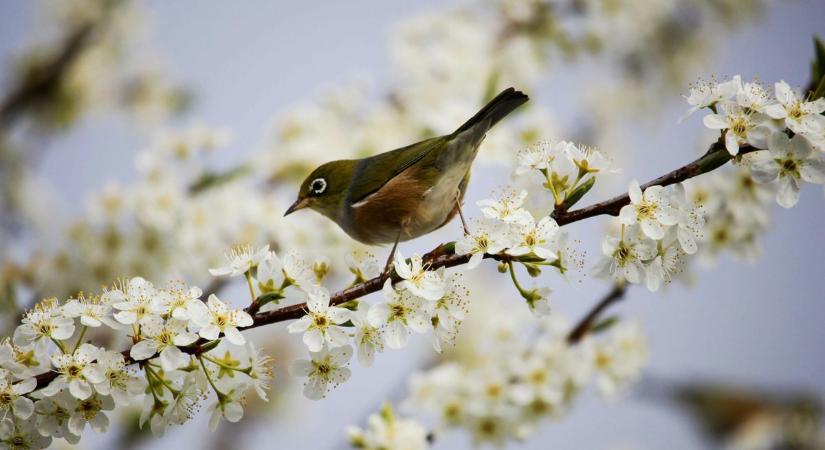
{"left": 284, "top": 87, "right": 529, "bottom": 270}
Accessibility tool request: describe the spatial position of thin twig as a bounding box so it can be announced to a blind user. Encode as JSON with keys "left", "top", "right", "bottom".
{"left": 566, "top": 284, "right": 627, "bottom": 344}
{"left": 0, "top": 22, "right": 98, "bottom": 128}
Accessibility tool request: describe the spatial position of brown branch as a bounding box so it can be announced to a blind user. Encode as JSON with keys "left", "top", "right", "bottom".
{"left": 27, "top": 134, "right": 758, "bottom": 391}
{"left": 0, "top": 24, "right": 96, "bottom": 128}
{"left": 566, "top": 284, "right": 627, "bottom": 344}
{"left": 552, "top": 138, "right": 756, "bottom": 225}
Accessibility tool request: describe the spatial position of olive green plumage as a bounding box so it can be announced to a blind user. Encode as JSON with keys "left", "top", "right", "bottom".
{"left": 285, "top": 87, "right": 529, "bottom": 245}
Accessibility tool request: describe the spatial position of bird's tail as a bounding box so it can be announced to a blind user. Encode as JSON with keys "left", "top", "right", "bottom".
{"left": 453, "top": 87, "right": 529, "bottom": 135}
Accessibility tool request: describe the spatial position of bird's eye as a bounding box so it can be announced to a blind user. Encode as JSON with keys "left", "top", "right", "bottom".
{"left": 309, "top": 178, "right": 327, "bottom": 195}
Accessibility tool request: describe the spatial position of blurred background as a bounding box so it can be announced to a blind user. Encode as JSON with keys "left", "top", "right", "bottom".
{"left": 1, "top": 0, "right": 824, "bottom": 449}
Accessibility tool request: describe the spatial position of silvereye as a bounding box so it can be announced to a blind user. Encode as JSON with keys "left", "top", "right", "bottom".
{"left": 285, "top": 87, "right": 528, "bottom": 256}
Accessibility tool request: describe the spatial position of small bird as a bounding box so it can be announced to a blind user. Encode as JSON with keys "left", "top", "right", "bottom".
{"left": 285, "top": 87, "right": 529, "bottom": 268}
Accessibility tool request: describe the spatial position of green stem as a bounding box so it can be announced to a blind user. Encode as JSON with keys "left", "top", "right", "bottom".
{"left": 541, "top": 169, "right": 563, "bottom": 206}
{"left": 507, "top": 261, "right": 528, "bottom": 296}
{"left": 50, "top": 337, "right": 68, "bottom": 354}
{"left": 145, "top": 364, "right": 180, "bottom": 396}
{"left": 72, "top": 326, "right": 87, "bottom": 354}
{"left": 201, "top": 354, "right": 247, "bottom": 372}
{"left": 144, "top": 368, "right": 161, "bottom": 403}
{"left": 199, "top": 356, "right": 224, "bottom": 399}
{"left": 245, "top": 271, "right": 257, "bottom": 302}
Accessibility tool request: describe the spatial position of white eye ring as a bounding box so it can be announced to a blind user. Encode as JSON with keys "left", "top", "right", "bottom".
{"left": 310, "top": 178, "right": 327, "bottom": 195}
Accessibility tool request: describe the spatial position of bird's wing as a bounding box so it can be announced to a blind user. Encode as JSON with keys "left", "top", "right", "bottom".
{"left": 347, "top": 136, "right": 444, "bottom": 205}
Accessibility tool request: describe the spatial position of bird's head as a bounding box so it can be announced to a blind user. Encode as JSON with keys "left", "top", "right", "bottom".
{"left": 284, "top": 159, "right": 357, "bottom": 220}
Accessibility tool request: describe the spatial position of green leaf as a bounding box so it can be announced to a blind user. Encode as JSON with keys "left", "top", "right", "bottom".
{"left": 257, "top": 291, "right": 285, "bottom": 306}
{"left": 592, "top": 316, "right": 620, "bottom": 335}
{"left": 809, "top": 36, "right": 825, "bottom": 100}
{"left": 188, "top": 165, "right": 250, "bottom": 194}
{"left": 562, "top": 176, "right": 596, "bottom": 210}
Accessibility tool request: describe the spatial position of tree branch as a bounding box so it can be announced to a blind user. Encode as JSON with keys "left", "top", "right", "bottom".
{"left": 27, "top": 134, "right": 758, "bottom": 391}
{"left": 566, "top": 284, "right": 627, "bottom": 344}
{"left": 0, "top": 23, "right": 97, "bottom": 129}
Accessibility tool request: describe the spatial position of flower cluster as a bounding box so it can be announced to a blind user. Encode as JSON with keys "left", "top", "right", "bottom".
{"left": 0, "top": 274, "right": 273, "bottom": 448}
{"left": 348, "top": 403, "right": 431, "bottom": 450}
{"left": 396, "top": 316, "right": 648, "bottom": 447}
{"left": 594, "top": 181, "right": 701, "bottom": 291}
{"left": 455, "top": 141, "right": 610, "bottom": 312}
{"left": 689, "top": 76, "right": 825, "bottom": 206}
{"left": 287, "top": 250, "right": 470, "bottom": 399}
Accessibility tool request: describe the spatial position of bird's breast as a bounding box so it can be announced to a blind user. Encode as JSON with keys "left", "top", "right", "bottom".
{"left": 341, "top": 163, "right": 470, "bottom": 245}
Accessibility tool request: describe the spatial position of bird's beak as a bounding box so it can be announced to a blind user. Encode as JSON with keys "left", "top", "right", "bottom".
{"left": 284, "top": 198, "right": 309, "bottom": 216}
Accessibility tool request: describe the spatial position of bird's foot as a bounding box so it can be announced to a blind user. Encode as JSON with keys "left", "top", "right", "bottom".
{"left": 456, "top": 198, "right": 471, "bottom": 236}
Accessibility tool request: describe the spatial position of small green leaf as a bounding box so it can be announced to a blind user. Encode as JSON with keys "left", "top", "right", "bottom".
{"left": 809, "top": 36, "right": 825, "bottom": 99}
{"left": 257, "top": 291, "right": 284, "bottom": 306}
{"left": 562, "top": 176, "right": 596, "bottom": 210}
{"left": 188, "top": 165, "right": 250, "bottom": 194}
{"left": 592, "top": 316, "right": 620, "bottom": 335}
{"left": 524, "top": 263, "right": 542, "bottom": 277}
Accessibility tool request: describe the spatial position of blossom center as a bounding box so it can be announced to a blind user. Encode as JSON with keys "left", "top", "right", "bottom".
{"left": 313, "top": 314, "right": 328, "bottom": 328}
{"left": 613, "top": 242, "right": 633, "bottom": 266}
{"left": 67, "top": 363, "right": 82, "bottom": 377}
{"left": 390, "top": 304, "right": 407, "bottom": 320}
{"left": 781, "top": 158, "right": 799, "bottom": 176}
{"left": 788, "top": 102, "right": 804, "bottom": 120}
{"left": 636, "top": 201, "right": 657, "bottom": 219}
{"left": 730, "top": 117, "right": 747, "bottom": 137}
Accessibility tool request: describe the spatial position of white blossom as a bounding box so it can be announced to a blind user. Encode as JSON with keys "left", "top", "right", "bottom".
{"left": 368, "top": 281, "right": 431, "bottom": 349}
{"left": 619, "top": 180, "right": 679, "bottom": 240}
{"left": 680, "top": 75, "right": 741, "bottom": 121}
{"left": 65, "top": 392, "right": 115, "bottom": 436}
{"left": 477, "top": 190, "right": 533, "bottom": 225}
{"left": 93, "top": 350, "right": 145, "bottom": 406}
{"left": 347, "top": 404, "right": 431, "bottom": 450}
{"left": 289, "top": 345, "right": 353, "bottom": 400}
{"left": 63, "top": 293, "right": 119, "bottom": 329}
{"left": 190, "top": 294, "right": 253, "bottom": 345}
{"left": 13, "top": 298, "right": 75, "bottom": 350}
{"left": 207, "top": 381, "right": 248, "bottom": 431}
{"left": 564, "top": 142, "right": 617, "bottom": 174}
{"left": 34, "top": 394, "right": 77, "bottom": 444}
{"left": 42, "top": 343, "right": 104, "bottom": 400}
{"left": 735, "top": 79, "right": 772, "bottom": 112}
{"left": 703, "top": 101, "right": 770, "bottom": 155}
{"left": 592, "top": 322, "right": 648, "bottom": 399}
{"left": 238, "top": 342, "right": 274, "bottom": 401}
{"left": 209, "top": 244, "right": 270, "bottom": 277}
{"left": 430, "top": 275, "right": 469, "bottom": 352}
{"left": 593, "top": 225, "right": 657, "bottom": 284}
{"left": 515, "top": 142, "right": 550, "bottom": 174}
{"left": 110, "top": 277, "right": 165, "bottom": 329}
{"left": 346, "top": 250, "right": 382, "bottom": 283}
{"left": 454, "top": 219, "right": 510, "bottom": 269}
{"left": 506, "top": 216, "right": 559, "bottom": 260}
{"left": 393, "top": 252, "right": 445, "bottom": 301}
{"left": 750, "top": 132, "right": 825, "bottom": 208}
{"left": 130, "top": 319, "right": 197, "bottom": 371}
{"left": 349, "top": 303, "right": 384, "bottom": 367}
{"left": 0, "top": 417, "right": 52, "bottom": 449}
{"left": 257, "top": 250, "right": 314, "bottom": 292}
{"left": 286, "top": 287, "right": 351, "bottom": 352}
{"left": 0, "top": 368, "right": 36, "bottom": 422}
{"left": 764, "top": 80, "right": 825, "bottom": 134}
{"left": 163, "top": 281, "right": 203, "bottom": 321}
